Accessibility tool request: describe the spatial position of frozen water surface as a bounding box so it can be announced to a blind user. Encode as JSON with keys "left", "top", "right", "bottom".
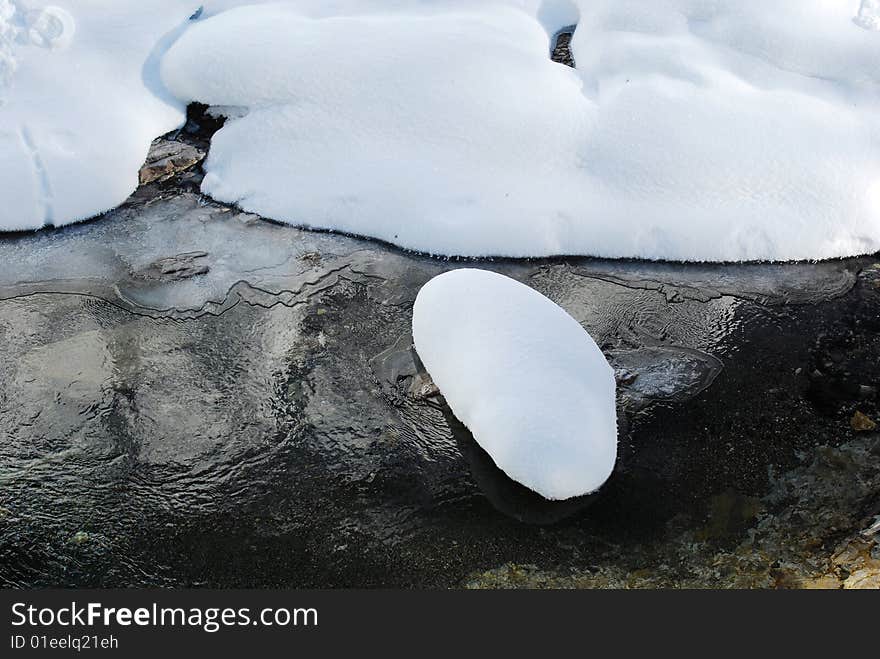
{"left": 1, "top": 182, "right": 878, "bottom": 585}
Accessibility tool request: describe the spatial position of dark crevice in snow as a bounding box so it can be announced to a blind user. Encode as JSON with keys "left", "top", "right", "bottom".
{"left": 551, "top": 26, "right": 576, "bottom": 68}
{"left": 130, "top": 103, "right": 225, "bottom": 197}
{"left": 177, "top": 102, "right": 226, "bottom": 148}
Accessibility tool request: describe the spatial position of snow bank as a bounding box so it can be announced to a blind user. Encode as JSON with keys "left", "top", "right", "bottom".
{"left": 161, "top": 0, "right": 880, "bottom": 262}
{"left": 857, "top": 0, "right": 880, "bottom": 31}
{"left": 0, "top": 1, "right": 192, "bottom": 231}
{"left": 3, "top": 1, "right": 879, "bottom": 261}
{"left": 412, "top": 269, "right": 617, "bottom": 500}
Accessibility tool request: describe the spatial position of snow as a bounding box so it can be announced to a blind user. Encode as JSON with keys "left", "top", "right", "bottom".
{"left": 158, "top": 0, "right": 880, "bottom": 262}
{"left": 856, "top": 0, "right": 880, "bottom": 31}
{"left": 0, "top": 1, "right": 193, "bottom": 231}
{"left": 2, "top": 1, "right": 879, "bottom": 261}
{"left": 412, "top": 269, "right": 618, "bottom": 500}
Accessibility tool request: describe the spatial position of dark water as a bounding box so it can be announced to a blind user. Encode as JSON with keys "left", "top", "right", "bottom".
{"left": 0, "top": 190, "right": 878, "bottom": 588}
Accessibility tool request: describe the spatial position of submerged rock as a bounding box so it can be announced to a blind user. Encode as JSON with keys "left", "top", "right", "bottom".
{"left": 608, "top": 346, "right": 723, "bottom": 410}
{"left": 136, "top": 251, "right": 210, "bottom": 282}
{"left": 851, "top": 410, "right": 877, "bottom": 432}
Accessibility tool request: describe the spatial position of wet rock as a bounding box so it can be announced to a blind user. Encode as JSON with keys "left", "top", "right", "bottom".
{"left": 410, "top": 373, "right": 440, "bottom": 401}
{"left": 608, "top": 346, "right": 723, "bottom": 409}
{"left": 370, "top": 333, "right": 442, "bottom": 403}
{"left": 775, "top": 574, "right": 841, "bottom": 589}
{"left": 843, "top": 568, "right": 880, "bottom": 589}
{"left": 614, "top": 368, "right": 638, "bottom": 386}
{"left": 70, "top": 531, "right": 90, "bottom": 546}
{"left": 467, "top": 434, "right": 880, "bottom": 589}
{"left": 136, "top": 251, "right": 210, "bottom": 282}
{"left": 851, "top": 410, "right": 877, "bottom": 432}
{"left": 551, "top": 29, "right": 576, "bottom": 68}
{"left": 832, "top": 539, "right": 880, "bottom": 590}
{"left": 862, "top": 516, "right": 880, "bottom": 538}
{"left": 138, "top": 139, "right": 205, "bottom": 185}
{"left": 859, "top": 384, "right": 877, "bottom": 399}
{"left": 697, "top": 489, "right": 763, "bottom": 542}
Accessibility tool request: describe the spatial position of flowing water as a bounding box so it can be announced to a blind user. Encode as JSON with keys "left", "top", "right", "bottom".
{"left": 0, "top": 157, "right": 878, "bottom": 588}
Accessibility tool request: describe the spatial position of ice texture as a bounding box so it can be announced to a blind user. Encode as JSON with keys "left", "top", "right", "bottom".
{"left": 412, "top": 269, "right": 618, "bottom": 500}
{"left": 0, "top": 1, "right": 192, "bottom": 231}
{"left": 161, "top": 1, "right": 880, "bottom": 262}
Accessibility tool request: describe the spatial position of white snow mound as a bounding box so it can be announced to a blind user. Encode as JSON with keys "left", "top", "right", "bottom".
{"left": 3, "top": 0, "right": 879, "bottom": 261}
{"left": 160, "top": 1, "right": 880, "bottom": 262}
{"left": 412, "top": 269, "right": 618, "bottom": 500}
{"left": 0, "top": 1, "right": 192, "bottom": 231}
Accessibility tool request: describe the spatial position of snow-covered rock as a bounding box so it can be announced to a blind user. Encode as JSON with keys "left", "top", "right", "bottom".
{"left": 0, "top": 1, "right": 193, "bottom": 231}
{"left": 412, "top": 269, "right": 617, "bottom": 500}
{"left": 161, "top": 0, "right": 880, "bottom": 262}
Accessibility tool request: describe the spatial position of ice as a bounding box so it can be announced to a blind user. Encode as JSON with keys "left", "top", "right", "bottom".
{"left": 0, "top": 1, "right": 193, "bottom": 231}
{"left": 412, "top": 269, "right": 618, "bottom": 500}
{"left": 160, "top": 1, "right": 880, "bottom": 261}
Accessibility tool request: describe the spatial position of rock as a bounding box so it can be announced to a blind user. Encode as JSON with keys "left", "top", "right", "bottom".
{"left": 70, "top": 531, "right": 90, "bottom": 546}
{"left": 551, "top": 29, "right": 576, "bottom": 68}
{"left": 843, "top": 568, "right": 880, "bottom": 589}
{"left": 608, "top": 346, "right": 722, "bottom": 408}
{"left": 862, "top": 516, "right": 880, "bottom": 538}
{"left": 614, "top": 368, "right": 639, "bottom": 386}
{"left": 851, "top": 410, "right": 877, "bottom": 432}
{"left": 412, "top": 269, "right": 617, "bottom": 500}
{"left": 409, "top": 373, "right": 440, "bottom": 401}
{"left": 136, "top": 252, "right": 210, "bottom": 282}
{"left": 138, "top": 139, "right": 205, "bottom": 185}
{"left": 370, "top": 333, "right": 441, "bottom": 401}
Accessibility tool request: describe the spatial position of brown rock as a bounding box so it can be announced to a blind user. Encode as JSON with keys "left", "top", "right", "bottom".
{"left": 139, "top": 139, "right": 205, "bottom": 185}
{"left": 843, "top": 567, "right": 880, "bottom": 589}
{"left": 851, "top": 410, "right": 877, "bottom": 432}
